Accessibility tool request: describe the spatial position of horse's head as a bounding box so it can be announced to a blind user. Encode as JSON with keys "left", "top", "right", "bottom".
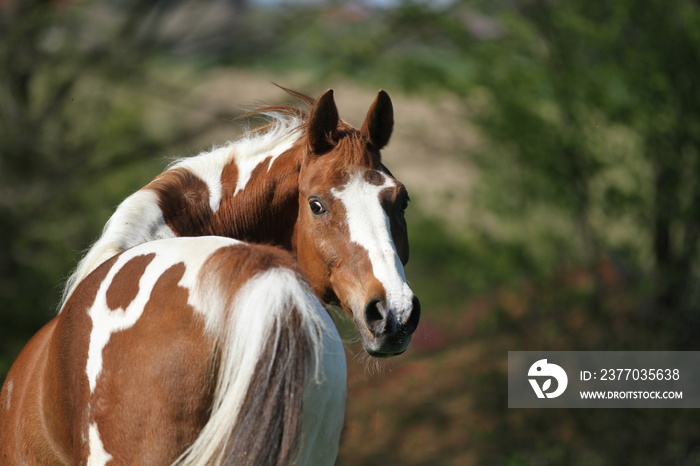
{"left": 293, "top": 89, "right": 420, "bottom": 358}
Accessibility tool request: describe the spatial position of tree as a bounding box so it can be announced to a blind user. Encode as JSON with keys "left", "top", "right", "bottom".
{"left": 472, "top": 0, "right": 700, "bottom": 342}
{"left": 0, "top": 0, "right": 235, "bottom": 375}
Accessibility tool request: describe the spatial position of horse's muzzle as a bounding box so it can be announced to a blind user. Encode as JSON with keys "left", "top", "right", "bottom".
{"left": 361, "top": 295, "right": 421, "bottom": 358}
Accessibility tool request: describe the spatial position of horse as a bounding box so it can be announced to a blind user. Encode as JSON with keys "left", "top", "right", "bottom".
{"left": 0, "top": 88, "right": 420, "bottom": 464}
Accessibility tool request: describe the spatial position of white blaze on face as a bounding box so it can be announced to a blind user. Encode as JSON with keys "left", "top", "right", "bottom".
{"left": 331, "top": 170, "right": 414, "bottom": 319}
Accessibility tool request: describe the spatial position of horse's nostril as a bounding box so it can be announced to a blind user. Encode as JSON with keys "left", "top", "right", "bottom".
{"left": 364, "top": 298, "right": 386, "bottom": 336}
{"left": 364, "top": 296, "right": 420, "bottom": 340}
{"left": 404, "top": 296, "right": 421, "bottom": 335}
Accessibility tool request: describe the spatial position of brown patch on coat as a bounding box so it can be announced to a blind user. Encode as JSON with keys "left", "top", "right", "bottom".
{"left": 147, "top": 167, "right": 213, "bottom": 237}
{"left": 0, "top": 320, "right": 65, "bottom": 464}
{"left": 200, "top": 243, "right": 302, "bottom": 303}
{"left": 106, "top": 253, "right": 155, "bottom": 310}
{"left": 220, "top": 160, "right": 239, "bottom": 199}
{"left": 91, "top": 261, "right": 214, "bottom": 463}
{"left": 0, "top": 255, "right": 118, "bottom": 464}
{"left": 364, "top": 169, "right": 385, "bottom": 186}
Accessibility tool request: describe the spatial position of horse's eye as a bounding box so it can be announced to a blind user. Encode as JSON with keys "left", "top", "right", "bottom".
{"left": 399, "top": 198, "right": 409, "bottom": 212}
{"left": 309, "top": 198, "right": 327, "bottom": 215}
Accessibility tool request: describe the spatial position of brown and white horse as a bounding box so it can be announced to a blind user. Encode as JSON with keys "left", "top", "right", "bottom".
{"left": 0, "top": 89, "right": 420, "bottom": 464}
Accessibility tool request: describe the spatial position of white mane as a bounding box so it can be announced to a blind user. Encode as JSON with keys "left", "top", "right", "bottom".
{"left": 59, "top": 112, "right": 305, "bottom": 311}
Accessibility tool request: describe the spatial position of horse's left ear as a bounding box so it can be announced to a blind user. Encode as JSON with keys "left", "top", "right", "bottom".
{"left": 361, "top": 90, "right": 394, "bottom": 150}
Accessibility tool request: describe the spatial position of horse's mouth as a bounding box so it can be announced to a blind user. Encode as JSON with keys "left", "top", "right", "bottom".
{"left": 365, "top": 347, "right": 407, "bottom": 359}
{"left": 359, "top": 332, "right": 412, "bottom": 359}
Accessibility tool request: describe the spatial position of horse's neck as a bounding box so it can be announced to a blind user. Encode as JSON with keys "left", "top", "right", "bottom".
{"left": 60, "top": 143, "right": 303, "bottom": 309}
{"left": 122, "top": 147, "right": 303, "bottom": 253}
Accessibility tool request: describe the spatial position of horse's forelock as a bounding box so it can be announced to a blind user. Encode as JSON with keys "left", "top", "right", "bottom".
{"left": 333, "top": 126, "right": 383, "bottom": 172}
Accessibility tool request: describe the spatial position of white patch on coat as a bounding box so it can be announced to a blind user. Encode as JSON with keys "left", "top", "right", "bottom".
{"left": 170, "top": 145, "right": 233, "bottom": 212}
{"left": 172, "top": 113, "right": 302, "bottom": 205}
{"left": 85, "top": 237, "right": 241, "bottom": 393}
{"left": 331, "top": 170, "right": 414, "bottom": 319}
{"left": 229, "top": 113, "right": 303, "bottom": 196}
{"left": 87, "top": 422, "right": 113, "bottom": 466}
{"left": 3, "top": 379, "right": 12, "bottom": 411}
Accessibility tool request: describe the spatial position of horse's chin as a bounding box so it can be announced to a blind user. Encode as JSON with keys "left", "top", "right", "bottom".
{"left": 360, "top": 335, "right": 412, "bottom": 359}
{"left": 364, "top": 347, "right": 407, "bottom": 359}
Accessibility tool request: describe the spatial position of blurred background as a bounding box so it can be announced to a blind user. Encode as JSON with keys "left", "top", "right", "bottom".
{"left": 2, "top": 0, "right": 700, "bottom": 464}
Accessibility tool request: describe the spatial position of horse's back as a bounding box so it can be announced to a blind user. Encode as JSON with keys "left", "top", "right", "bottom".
{"left": 77, "top": 243, "right": 217, "bottom": 464}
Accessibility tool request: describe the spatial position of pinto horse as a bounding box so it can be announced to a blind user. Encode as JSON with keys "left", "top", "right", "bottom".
{"left": 0, "top": 89, "right": 420, "bottom": 464}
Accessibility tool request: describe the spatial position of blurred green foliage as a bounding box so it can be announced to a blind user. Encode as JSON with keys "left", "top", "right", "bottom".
{"left": 262, "top": 1, "right": 700, "bottom": 462}
{"left": 0, "top": 0, "right": 232, "bottom": 373}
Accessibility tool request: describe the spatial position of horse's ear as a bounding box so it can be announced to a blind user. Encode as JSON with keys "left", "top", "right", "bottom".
{"left": 361, "top": 90, "right": 394, "bottom": 150}
{"left": 307, "top": 89, "right": 339, "bottom": 155}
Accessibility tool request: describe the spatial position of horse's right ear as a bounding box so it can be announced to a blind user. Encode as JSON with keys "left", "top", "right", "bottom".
{"left": 307, "top": 89, "right": 339, "bottom": 155}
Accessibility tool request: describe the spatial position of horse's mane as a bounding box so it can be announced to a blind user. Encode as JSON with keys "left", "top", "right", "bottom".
{"left": 59, "top": 91, "right": 313, "bottom": 311}
{"left": 240, "top": 86, "right": 314, "bottom": 133}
